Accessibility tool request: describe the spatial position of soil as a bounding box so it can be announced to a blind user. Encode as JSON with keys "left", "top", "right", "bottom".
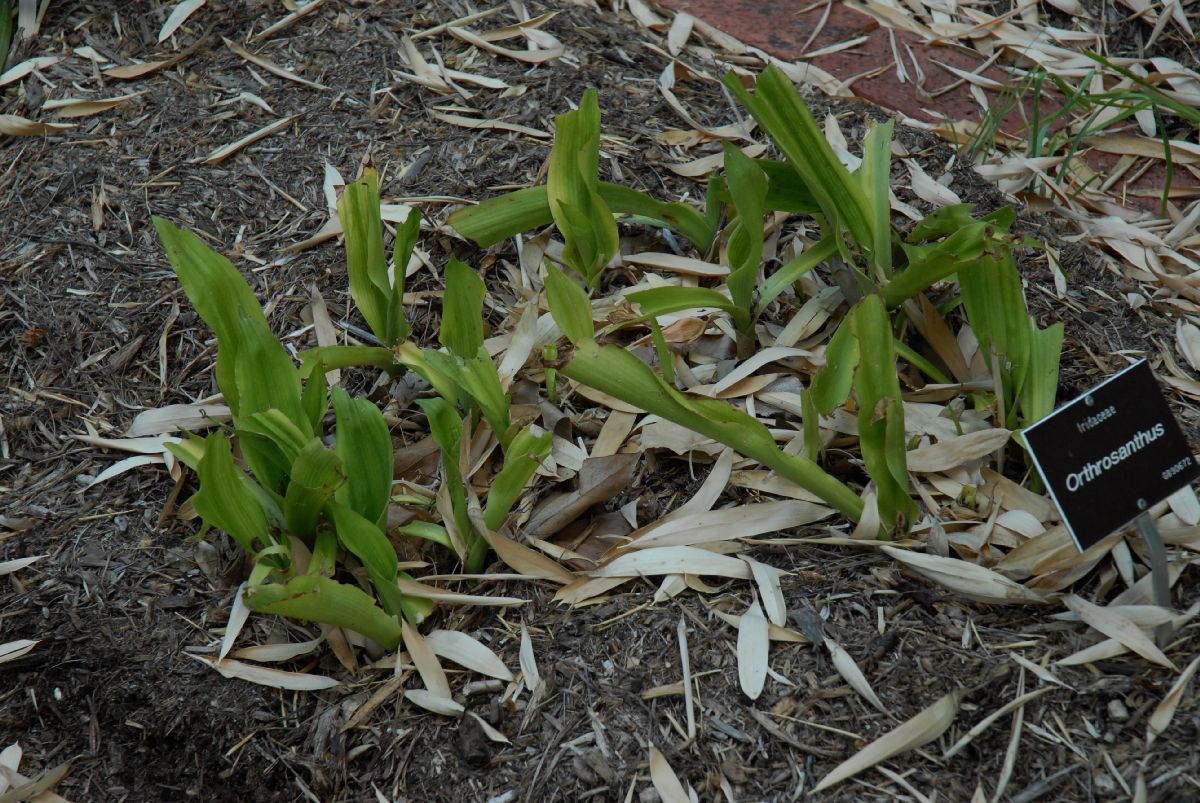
{"left": 3, "top": 2, "right": 1199, "bottom": 801}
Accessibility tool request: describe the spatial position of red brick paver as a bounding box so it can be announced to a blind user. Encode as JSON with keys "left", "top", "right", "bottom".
{"left": 657, "top": 0, "right": 1198, "bottom": 212}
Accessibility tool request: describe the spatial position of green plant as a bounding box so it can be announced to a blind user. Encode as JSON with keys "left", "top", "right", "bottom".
{"left": 544, "top": 263, "right": 865, "bottom": 523}
{"left": 448, "top": 73, "right": 1060, "bottom": 535}
{"left": 155, "top": 218, "right": 430, "bottom": 649}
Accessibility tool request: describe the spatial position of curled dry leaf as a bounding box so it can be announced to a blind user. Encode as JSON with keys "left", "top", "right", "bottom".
{"left": 882, "top": 545, "right": 1046, "bottom": 605}
{"left": 159, "top": 0, "right": 207, "bottom": 43}
{"left": 519, "top": 624, "right": 541, "bottom": 691}
{"left": 1062, "top": 594, "right": 1176, "bottom": 670}
{"left": 1147, "top": 654, "right": 1200, "bottom": 747}
{"left": 185, "top": 653, "right": 340, "bottom": 690}
{"left": 44, "top": 92, "right": 144, "bottom": 118}
{"left": 742, "top": 557, "right": 787, "bottom": 626}
{"left": 813, "top": 689, "right": 966, "bottom": 793}
{"left": 0, "top": 640, "right": 39, "bottom": 665}
{"left": 0, "top": 56, "right": 61, "bottom": 86}
{"left": 126, "top": 401, "right": 231, "bottom": 436}
{"left": 468, "top": 711, "right": 511, "bottom": 744}
{"left": 405, "top": 689, "right": 465, "bottom": 716}
{"left": 710, "top": 608, "right": 810, "bottom": 643}
{"left": 905, "top": 429, "right": 1012, "bottom": 473}
{"left": 423, "top": 629, "right": 514, "bottom": 681}
{"left": 826, "top": 638, "right": 886, "bottom": 713}
{"left": 0, "top": 114, "right": 73, "bottom": 136}
{"left": 231, "top": 636, "right": 324, "bottom": 664}
{"left": 402, "top": 619, "right": 452, "bottom": 698}
{"left": 198, "top": 115, "right": 299, "bottom": 165}
{"left": 649, "top": 745, "right": 692, "bottom": 803}
{"left": 592, "top": 545, "right": 753, "bottom": 580}
{"left": 0, "top": 555, "right": 46, "bottom": 575}
{"left": 737, "top": 600, "right": 769, "bottom": 700}
{"left": 395, "top": 578, "right": 527, "bottom": 606}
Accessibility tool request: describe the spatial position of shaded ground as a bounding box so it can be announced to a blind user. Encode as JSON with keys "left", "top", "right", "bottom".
{"left": 3, "top": 1, "right": 1199, "bottom": 801}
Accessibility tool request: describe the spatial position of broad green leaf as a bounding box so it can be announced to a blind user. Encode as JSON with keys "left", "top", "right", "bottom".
{"left": 440, "top": 257, "right": 486, "bottom": 359}
{"left": 757, "top": 236, "right": 837, "bottom": 314}
{"left": 906, "top": 204, "right": 979, "bottom": 243}
{"left": 447, "top": 182, "right": 713, "bottom": 252}
{"left": 723, "top": 66, "right": 875, "bottom": 258}
{"left": 332, "top": 387, "right": 393, "bottom": 528}
{"left": 544, "top": 262, "right": 595, "bottom": 344}
{"left": 340, "top": 168, "right": 391, "bottom": 342}
{"left": 310, "top": 530, "right": 338, "bottom": 577}
{"left": 801, "top": 386, "right": 822, "bottom": 462}
{"left": 300, "top": 363, "right": 328, "bottom": 435}
{"left": 165, "top": 435, "right": 205, "bottom": 470}
{"left": 723, "top": 141, "right": 768, "bottom": 312}
{"left": 959, "top": 250, "right": 1032, "bottom": 424}
{"left": 394, "top": 341, "right": 459, "bottom": 407}
{"left": 298, "top": 345, "right": 397, "bottom": 378}
{"left": 484, "top": 427, "right": 553, "bottom": 532}
{"left": 626, "top": 286, "right": 739, "bottom": 320}
{"left": 811, "top": 320, "right": 859, "bottom": 415}
{"left": 232, "top": 314, "right": 307, "bottom": 433}
{"left": 328, "top": 500, "right": 404, "bottom": 616}
{"left": 239, "top": 409, "right": 311, "bottom": 464}
{"left": 386, "top": 208, "right": 419, "bottom": 345}
{"left": 283, "top": 439, "right": 344, "bottom": 539}
{"left": 417, "top": 397, "right": 470, "bottom": 540}
{"left": 245, "top": 575, "right": 403, "bottom": 650}
{"left": 849, "top": 296, "right": 916, "bottom": 533}
{"left": 1024, "top": 322, "right": 1063, "bottom": 424}
{"left": 884, "top": 223, "right": 990, "bottom": 308}
{"left": 191, "top": 433, "right": 270, "bottom": 554}
{"left": 0, "top": 0, "right": 12, "bottom": 76}
{"left": 396, "top": 520, "right": 454, "bottom": 550}
{"left": 858, "top": 120, "right": 894, "bottom": 277}
{"left": 457, "top": 351, "right": 513, "bottom": 450}
{"left": 546, "top": 89, "right": 619, "bottom": 286}
{"left": 154, "top": 217, "right": 271, "bottom": 418}
{"left": 561, "top": 339, "right": 863, "bottom": 521}
{"left": 756, "top": 159, "right": 821, "bottom": 214}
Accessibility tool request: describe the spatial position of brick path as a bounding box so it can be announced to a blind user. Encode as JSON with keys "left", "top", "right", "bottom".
{"left": 656, "top": 0, "right": 1198, "bottom": 212}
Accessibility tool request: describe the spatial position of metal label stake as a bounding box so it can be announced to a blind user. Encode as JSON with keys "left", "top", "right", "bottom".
{"left": 1134, "top": 509, "right": 1173, "bottom": 647}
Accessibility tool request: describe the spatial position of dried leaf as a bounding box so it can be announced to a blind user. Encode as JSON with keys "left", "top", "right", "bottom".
{"left": 592, "top": 546, "right": 752, "bottom": 580}
{"left": 428, "top": 110, "right": 549, "bottom": 139}
{"left": 402, "top": 619, "right": 451, "bottom": 698}
{"left": 186, "top": 653, "right": 340, "bottom": 690}
{"left": 198, "top": 115, "right": 299, "bottom": 164}
{"left": 43, "top": 92, "right": 144, "bottom": 118}
{"left": 882, "top": 545, "right": 1046, "bottom": 604}
{"left": 126, "top": 401, "right": 231, "bottom": 436}
{"left": 519, "top": 624, "right": 541, "bottom": 690}
{"left": 404, "top": 689, "right": 465, "bottom": 716}
{"left": 159, "top": 0, "right": 206, "bottom": 43}
{"left": 0, "top": 56, "right": 61, "bottom": 86}
{"left": 1062, "top": 594, "right": 1175, "bottom": 670}
{"left": 742, "top": 557, "right": 787, "bottom": 626}
{"left": 0, "top": 640, "right": 38, "bottom": 665}
{"left": 737, "top": 600, "right": 769, "bottom": 699}
{"left": 424, "top": 629, "right": 514, "bottom": 681}
{"left": 827, "top": 638, "right": 886, "bottom": 713}
{"left": 906, "top": 429, "right": 1011, "bottom": 473}
{"left": 0, "top": 555, "right": 45, "bottom": 575}
{"left": 0, "top": 114, "right": 73, "bottom": 136}
{"left": 813, "top": 689, "right": 965, "bottom": 792}
{"left": 219, "top": 581, "right": 251, "bottom": 660}
{"left": 231, "top": 636, "right": 324, "bottom": 663}
{"left": 649, "top": 745, "right": 692, "bottom": 803}
{"left": 525, "top": 453, "right": 638, "bottom": 539}
{"left": 1147, "top": 654, "right": 1200, "bottom": 747}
